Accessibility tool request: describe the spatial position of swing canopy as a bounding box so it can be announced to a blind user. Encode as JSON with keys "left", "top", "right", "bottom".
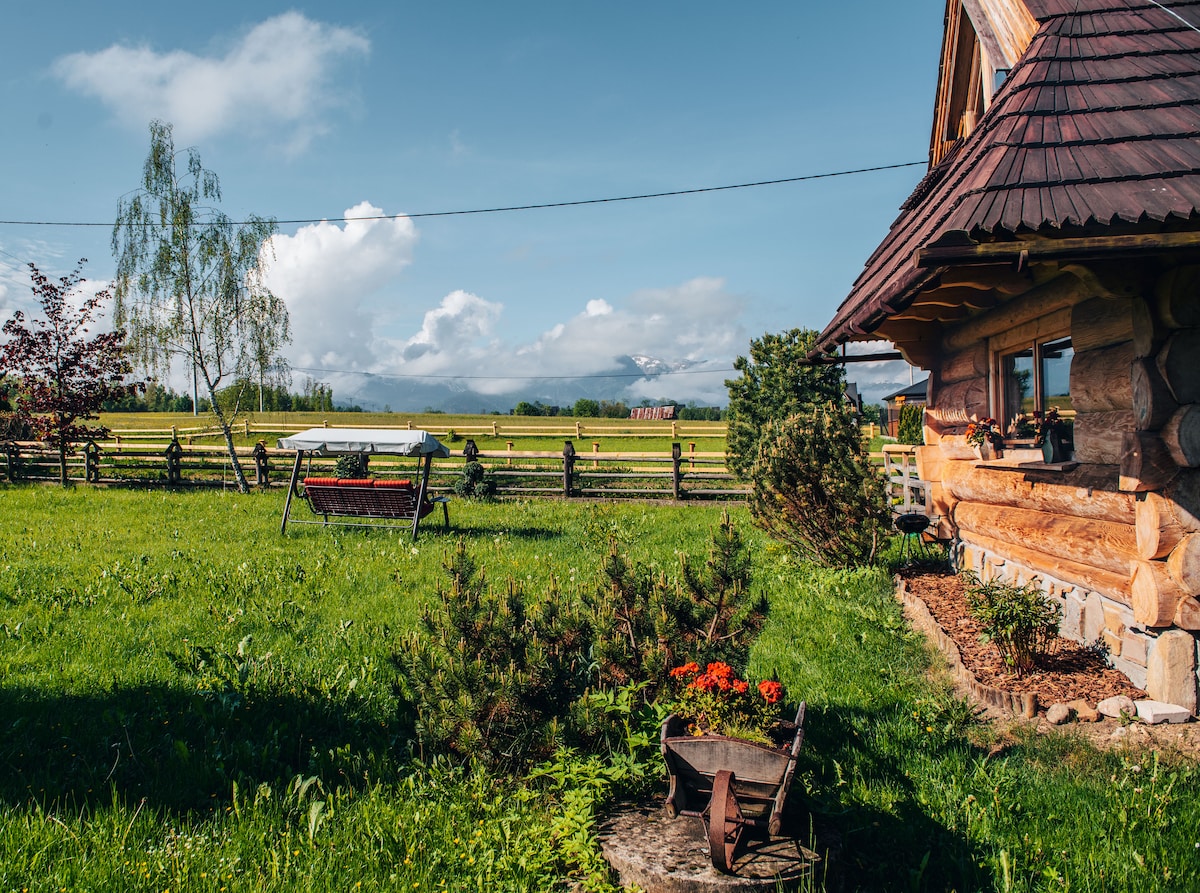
{"left": 277, "top": 427, "right": 451, "bottom": 458}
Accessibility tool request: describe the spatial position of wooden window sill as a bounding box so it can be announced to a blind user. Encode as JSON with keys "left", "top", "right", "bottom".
{"left": 974, "top": 459, "right": 1078, "bottom": 473}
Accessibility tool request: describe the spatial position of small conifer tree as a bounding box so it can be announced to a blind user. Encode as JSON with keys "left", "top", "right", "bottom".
{"left": 750, "top": 405, "right": 891, "bottom": 567}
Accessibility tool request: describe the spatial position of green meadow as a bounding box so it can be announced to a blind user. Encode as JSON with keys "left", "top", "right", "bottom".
{"left": 1, "top": 486, "right": 1198, "bottom": 891}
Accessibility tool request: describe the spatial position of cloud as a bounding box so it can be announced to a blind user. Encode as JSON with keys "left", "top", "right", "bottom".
{"left": 262, "top": 202, "right": 418, "bottom": 372}
{"left": 54, "top": 12, "right": 369, "bottom": 151}
{"left": 368, "top": 276, "right": 747, "bottom": 406}
{"left": 402, "top": 291, "right": 502, "bottom": 362}
{"left": 254, "top": 206, "right": 749, "bottom": 410}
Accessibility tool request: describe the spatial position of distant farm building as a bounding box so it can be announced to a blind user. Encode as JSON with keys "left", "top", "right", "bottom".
{"left": 629, "top": 405, "right": 678, "bottom": 421}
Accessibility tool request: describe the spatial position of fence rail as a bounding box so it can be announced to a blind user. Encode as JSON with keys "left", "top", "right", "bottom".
{"left": 0, "top": 439, "right": 749, "bottom": 501}
{"left": 105, "top": 419, "right": 729, "bottom": 442}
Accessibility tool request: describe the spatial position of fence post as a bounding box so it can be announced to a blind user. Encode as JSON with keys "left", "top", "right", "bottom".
{"left": 506, "top": 441, "right": 514, "bottom": 466}
{"left": 253, "top": 440, "right": 270, "bottom": 488}
{"left": 592, "top": 442, "right": 600, "bottom": 468}
{"left": 689, "top": 442, "right": 696, "bottom": 470}
{"left": 165, "top": 438, "right": 183, "bottom": 485}
{"left": 245, "top": 419, "right": 251, "bottom": 438}
{"left": 563, "top": 440, "right": 576, "bottom": 498}
{"left": 672, "top": 442, "right": 683, "bottom": 500}
{"left": 84, "top": 440, "right": 101, "bottom": 483}
{"left": 5, "top": 442, "right": 19, "bottom": 482}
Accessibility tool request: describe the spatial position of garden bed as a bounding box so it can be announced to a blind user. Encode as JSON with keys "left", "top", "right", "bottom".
{"left": 898, "top": 569, "right": 1145, "bottom": 707}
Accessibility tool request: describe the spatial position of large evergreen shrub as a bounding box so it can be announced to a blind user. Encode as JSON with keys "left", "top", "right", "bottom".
{"left": 724, "top": 329, "right": 845, "bottom": 479}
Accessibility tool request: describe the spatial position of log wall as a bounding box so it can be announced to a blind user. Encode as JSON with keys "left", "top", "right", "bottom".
{"left": 921, "top": 265, "right": 1200, "bottom": 701}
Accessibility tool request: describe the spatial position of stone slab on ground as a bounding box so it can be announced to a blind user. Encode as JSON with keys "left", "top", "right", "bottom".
{"left": 1135, "top": 700, "right": 1193, "bottom": 724}
{"left": 600, "top": 805, "right": 819, "bottom": 893}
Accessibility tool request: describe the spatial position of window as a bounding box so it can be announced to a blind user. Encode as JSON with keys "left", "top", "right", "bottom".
{"left": 997, "top": 335, "right": 1074, "bottom": 437}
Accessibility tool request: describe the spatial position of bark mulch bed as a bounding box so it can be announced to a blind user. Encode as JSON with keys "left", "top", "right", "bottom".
{"left": 899, "top": 568, "right": 1145, "bottom": 706}
{"left": 899, "top": 568, "right": 1200, "bottom": 758}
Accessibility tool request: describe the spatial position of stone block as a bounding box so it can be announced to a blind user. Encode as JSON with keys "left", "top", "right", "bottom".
{"left": 1061, "top": 592, "right": 1084, "bottom": 641}
{"left": 1109, "top": 653, "right": 1149, "bottom": 691}
{"left": 1103, "top": 606, "right": 1127, "bottom": 639}
{"left": 1103, "top": 630, "right": 1124, "bottom": 656}
{"left": 1069, "top": 700, "right": 1101, "bottom": 722}
{"left": 1083, "top": 592, "right": 1106, "bottom": 644}
{"left": 1146, "top": 630, "right": 1198, "bottom": 715}
{"left": 1121, "top": 631, "right": 1149, "bottom": 668}
{"left": 1135, "top": 700, "right": 1192, "bottom": 724}
{"left": 1046, "top": 703, "right": 1072, "bottom": 725}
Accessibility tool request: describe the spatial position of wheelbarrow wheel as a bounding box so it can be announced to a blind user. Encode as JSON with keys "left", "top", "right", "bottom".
{"left": 706, "top": 769, "right": 745, "bottom": 873}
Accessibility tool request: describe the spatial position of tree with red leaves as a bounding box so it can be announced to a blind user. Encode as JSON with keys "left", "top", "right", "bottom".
{"left": 1, "top": 260, "right": 140, "bottom": 485}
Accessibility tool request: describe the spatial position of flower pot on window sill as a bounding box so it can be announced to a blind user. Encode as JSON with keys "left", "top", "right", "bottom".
{"left": 973, "top": 440, "right": 1001, "bottom": 461}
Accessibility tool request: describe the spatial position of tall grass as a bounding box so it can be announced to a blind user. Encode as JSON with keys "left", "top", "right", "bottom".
{"left": 751, "top": 551, "right": 1200, "bottom": 891}
{"left": 0, "top": 486, "right": 732, "bottom": 890}
{"left": 3, "top": 486, "right": 1198, "bottom": 891}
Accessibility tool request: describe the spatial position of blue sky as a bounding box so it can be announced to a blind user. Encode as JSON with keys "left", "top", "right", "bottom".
{"left": 0, "top": 2, "right": 941, "bottom": 411}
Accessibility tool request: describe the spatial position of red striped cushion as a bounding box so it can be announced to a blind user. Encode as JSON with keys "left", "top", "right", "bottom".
{"left": 373, "top": 479, "right": 413, "bottom": 489}
{"left": 303, "top": 477, "right": 341, "bottom": 487}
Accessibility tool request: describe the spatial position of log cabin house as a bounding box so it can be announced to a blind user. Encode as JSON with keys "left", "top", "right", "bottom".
{"left": 817, "top": 0, "right": 1200, "bottom": 711}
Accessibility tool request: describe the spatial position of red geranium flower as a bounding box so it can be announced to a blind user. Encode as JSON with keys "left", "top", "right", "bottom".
{"left": 670, "top": 662, "right": 700, "bottom": 679}
{"left": 758, "top": 680, "right": 783, "bottom": 705}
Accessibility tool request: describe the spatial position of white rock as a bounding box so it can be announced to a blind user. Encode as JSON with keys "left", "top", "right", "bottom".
{"left": 1097, "top": 695, "right": 1136, "bottom": 719}
{"left": 1046, "top": 703, "right": 1072, "bottom": 725}
{"left": 1135, "top": 700, "right": 1192, "bottom": 724}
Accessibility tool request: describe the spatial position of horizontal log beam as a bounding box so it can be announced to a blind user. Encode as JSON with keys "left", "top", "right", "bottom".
{"left": 954, "top": 501, "right": 1137, "bottom": 577}
{"left": 960, "top": 529, "right": 1133, "bottom": 604}
{"left": 941, "top": 460, "right": 1135, "bottom": 523}
{"left": 918, "top": 230, "right": 1200, "bottom": 267}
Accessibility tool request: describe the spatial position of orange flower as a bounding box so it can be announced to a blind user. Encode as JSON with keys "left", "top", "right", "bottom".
{"left": 731, "top": 679, "right": 749, "bottom": 694}
{"left": 670, "top": 662, "right": 700, "bottom": 679}
{"left": 758, "top": 680, "right": 783, "bottom": 704}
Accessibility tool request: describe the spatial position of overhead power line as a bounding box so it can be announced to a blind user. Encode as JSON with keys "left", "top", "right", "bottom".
{"left": 289, "top": 365, "right": 739, "bottom": 382}
{"left": 0, "top": 161, "right": 926, "bottom": 228}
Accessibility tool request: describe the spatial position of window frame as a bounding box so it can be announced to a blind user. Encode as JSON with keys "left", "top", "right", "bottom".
{"left": 988, "top": 312, "right": 1073, "bottom": 434}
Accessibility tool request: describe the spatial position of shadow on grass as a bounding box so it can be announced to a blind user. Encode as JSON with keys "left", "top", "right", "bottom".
{"left": 784, "top": 703, "right": 990, "bottom": 892}
{"left": 0, "top": 682, "right": 411, "bottom": 815}
{"left": 282, "top": 519, "right": 565, "bottom": 542}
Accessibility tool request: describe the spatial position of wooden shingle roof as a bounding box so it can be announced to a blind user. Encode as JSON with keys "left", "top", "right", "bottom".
{"left": 818, "top": 0, "right": 1200, "bottom": 353}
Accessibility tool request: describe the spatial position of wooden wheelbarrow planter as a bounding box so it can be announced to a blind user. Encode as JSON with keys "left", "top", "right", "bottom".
{"left": 661, "top": 702, "right": 806, "bottom": 873}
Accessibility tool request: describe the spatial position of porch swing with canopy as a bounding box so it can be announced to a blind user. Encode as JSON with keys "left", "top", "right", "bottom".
{"left": 277, "top": 427, "right": 452, "bottom": 539}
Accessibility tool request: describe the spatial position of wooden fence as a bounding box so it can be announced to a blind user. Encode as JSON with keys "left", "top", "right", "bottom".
{"left": 0, "top": 438, "right": 750, "bottom": 501}
{"left": 1, "top": 429, "right": 908, "bottom": 507}
{"left": 104, "top": 419, "right": 729, "bottom": 443}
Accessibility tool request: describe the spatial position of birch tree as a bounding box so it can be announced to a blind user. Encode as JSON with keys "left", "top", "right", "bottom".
{"left": 111, "top": 121, "right": 290, "bottom": 492}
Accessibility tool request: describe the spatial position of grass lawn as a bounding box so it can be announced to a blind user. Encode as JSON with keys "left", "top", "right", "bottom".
{"left": 1, "top": 485, "right": 1197, "bottom": 891}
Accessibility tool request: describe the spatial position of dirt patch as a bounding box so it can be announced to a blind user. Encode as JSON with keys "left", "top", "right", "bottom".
{"left": 900, "top": 569, "right": 1200, "bottom": 758}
